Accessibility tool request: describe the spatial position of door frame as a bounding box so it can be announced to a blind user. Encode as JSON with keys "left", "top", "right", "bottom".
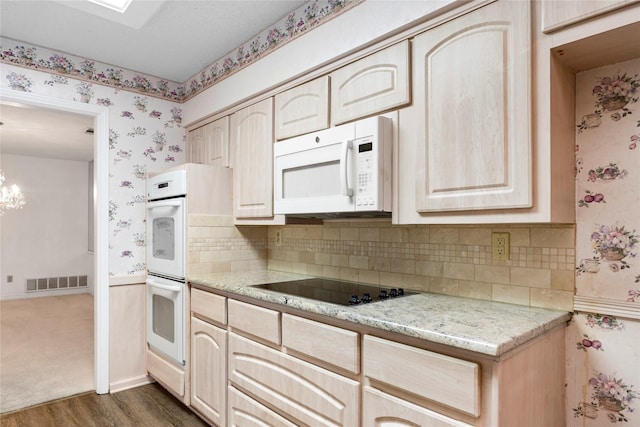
{"left": 0, "top": 89, "right": 110, "bottom": 394}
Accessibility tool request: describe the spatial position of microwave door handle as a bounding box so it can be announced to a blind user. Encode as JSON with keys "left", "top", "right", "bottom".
{"left": 146, "top": 278, "right": 182, "bottom": 293}
{"left": 341, "top": 139, "right": 354, "bottom": 197}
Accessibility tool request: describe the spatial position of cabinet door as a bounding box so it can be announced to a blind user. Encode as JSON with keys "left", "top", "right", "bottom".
{"left": 204, "top": 116, "right": 230, "bottom": 168}
{"left": 231, "top": 98, "right": 274, "bottom": 218}
{"left": 363, "top": 387, "right": 473, "bottom": 427}
{"left": 274, "top": 76, "right": 329, "bottom": 140}
{"left": 186, "top": 126, "right": 205, "bottom": 164}
{"left": 191, "top": 317, "right": 227, "bottom": 427}
{"left": 187, "top": 118, "right": 230, "bottom": 167}
{"left": 402, "top": 0, "right": 531, "bottom": 214}
{"left": 331, "top": 40, "right": 410, "bottom": 125}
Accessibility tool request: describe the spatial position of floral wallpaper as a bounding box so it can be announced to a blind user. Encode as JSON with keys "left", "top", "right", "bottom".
{"left": 0, "top": 0, "right": 363, "bottom": 281}
{"left": 568, "top": 313, "right": 639, "bottom": 424}
{"left": 0, "top": 59, "right": 185, "bottom": 279}
{"left": 0, "top": 0, "right": 361, "bottom": 103}
{"left": 568, "top": 58, "right": 640, "bottom": 425}
{"left": 575, "top": 59, "right": 640, "bottom": 301}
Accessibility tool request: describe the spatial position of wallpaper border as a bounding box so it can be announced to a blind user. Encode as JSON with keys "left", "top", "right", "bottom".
{"left": 0, "top": 0, "right": 364, "bottom": 103}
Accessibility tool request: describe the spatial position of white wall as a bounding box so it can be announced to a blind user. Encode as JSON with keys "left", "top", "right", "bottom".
{"left": 1, "top": 154, "right": 93, "bottom": 299}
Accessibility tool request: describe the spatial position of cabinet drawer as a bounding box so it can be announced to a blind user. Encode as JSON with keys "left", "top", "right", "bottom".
{"left": 331, "top": 40, "right": 410, "bottom": 125}
{"left": 282, "top": 313, "right": 360, "bottom": 374}
{"left": 191, "top": 288, "right": 226, "bottom": 325}
{"left": 363, "top": 335, "right": 480, "bottom": 417}
{"left": 363, "top": 386, "right": 473, "bottom": 427}
{"left": 228, "top": 386, "right": 298, "bottom": 427}
{"left": 147, "top": 348, "right": 185, "bottom": 398}
{"left": 229, "top": 332, "right": 360, "bottom": 426}
{"left": 228, "top": 299, "right": 280, "bottom": 345}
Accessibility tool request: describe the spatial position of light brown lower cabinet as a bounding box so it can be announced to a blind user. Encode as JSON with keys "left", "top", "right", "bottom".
{"left": 146, "top": 348, "right": 187, "bottom": 402}
{"left": 228, "top": 332, "right": 360, "bottom": 426}
{"left": 190, "top": 316, "right": 227, "bottom": 426}
{"left": 363, "top": 386, "right": 473, "bottom": 427}
{"left": 363, "top": 335, "right": 480, "bottom": 417}
{"left": 362, "top": 329, "right": 566, "bottom": 427}
{"left": 227, "top": 385, "right": 298, "bottom": 427}
{"left": 184, "top": 293, "right": 565, "bottom": 427}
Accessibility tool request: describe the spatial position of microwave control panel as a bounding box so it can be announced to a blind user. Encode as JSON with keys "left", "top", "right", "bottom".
{"left": 355, "top": 139, "right": 377, "bottom": 209}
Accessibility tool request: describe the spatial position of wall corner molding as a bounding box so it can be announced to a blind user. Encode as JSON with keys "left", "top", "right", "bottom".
{"left": 573, "top": 295, "right": 640, "bottom": 321}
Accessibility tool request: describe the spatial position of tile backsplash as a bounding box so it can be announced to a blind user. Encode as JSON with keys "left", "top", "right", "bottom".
{"left": 267, "top": 221, "right": 575, "bottom": 311}
{"left": 188, "top": 215, "right": 267, "bottom": 275}
{"left": 187, "top": 215, "right": 574, "bottom": 311}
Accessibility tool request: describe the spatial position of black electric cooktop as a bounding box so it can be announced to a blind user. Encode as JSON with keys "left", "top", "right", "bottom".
{"left": 252, "top": 278, "right": 417, "bottom": 306}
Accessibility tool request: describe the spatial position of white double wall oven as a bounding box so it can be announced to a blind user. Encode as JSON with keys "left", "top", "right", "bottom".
{"left": 146, "top": 169, "right": 187, "bottom": 366}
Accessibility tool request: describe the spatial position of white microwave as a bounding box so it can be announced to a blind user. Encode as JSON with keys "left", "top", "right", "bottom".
{"left": 274, "top": 115, "right": 392, "bottom": 217}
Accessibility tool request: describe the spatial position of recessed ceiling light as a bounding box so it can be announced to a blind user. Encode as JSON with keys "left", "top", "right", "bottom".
{"left": 88, "top": 0, "right": 133, "bottom": 13}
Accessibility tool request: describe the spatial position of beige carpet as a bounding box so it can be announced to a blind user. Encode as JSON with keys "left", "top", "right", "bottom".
{"left": 0, "top": 293, "right": 94, "bottom": 413}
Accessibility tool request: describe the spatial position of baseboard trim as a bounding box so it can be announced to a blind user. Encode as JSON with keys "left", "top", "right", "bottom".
{"left": 109, "top": 375, "right": 154, "bottom": 393}
{"left": 573, "top": 296, "right": 640, "bottom": 320}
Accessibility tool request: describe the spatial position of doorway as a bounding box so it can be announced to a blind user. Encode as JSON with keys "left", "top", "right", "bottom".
{"left": 0, "top": 89, "right": 109, "bottom": 398}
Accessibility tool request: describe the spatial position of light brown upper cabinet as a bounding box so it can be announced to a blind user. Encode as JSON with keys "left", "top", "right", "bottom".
{"left": 231, "top": 98, "right": 275, "bottom": 219}
{"left": 186, "top": 116, "right": 230, "bottom": 168}
{"left": 397, "top": 0, "right": 533, "bottom": 220}
{"left": 274, "top": 76, "right": 330, "bottom": 140}
{"left": 541, "top": 0, "right": 638, "bottom": 33}
{"left": 186, "top": 125, "right": 205, "bottom": 164}
{"left": 331, "top": 40, "right": 410, "bottom": 125}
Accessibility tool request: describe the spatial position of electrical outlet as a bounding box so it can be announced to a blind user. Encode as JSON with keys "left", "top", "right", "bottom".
{"left": 492, "top": 232, "right": 510, "bottom": 260}
{"left": 275, "top": 229, "right": 282, "bottom": 247}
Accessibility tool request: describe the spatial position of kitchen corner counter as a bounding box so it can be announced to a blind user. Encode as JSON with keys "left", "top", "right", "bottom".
{"left": 189, "top": 270, "right": 571, "bottom": 357}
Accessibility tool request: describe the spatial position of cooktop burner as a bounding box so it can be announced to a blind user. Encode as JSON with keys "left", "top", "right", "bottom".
{"left": 252, "top": 278, "right": 417, "bottom": 306}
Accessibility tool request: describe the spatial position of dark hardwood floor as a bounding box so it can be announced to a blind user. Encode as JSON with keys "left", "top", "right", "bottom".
{"left": 0, "top": 383, "right": 209, "bottom": 427}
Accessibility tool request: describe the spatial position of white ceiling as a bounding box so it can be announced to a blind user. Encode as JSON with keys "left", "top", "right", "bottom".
{"left": 0, "top": 0, "right": 307, "bottom": 162}
{"left": 0, "top": 103, "right": 95, "bottom": 162}
{"left": 0, "top": 0, "right": 307, "bottom": 82}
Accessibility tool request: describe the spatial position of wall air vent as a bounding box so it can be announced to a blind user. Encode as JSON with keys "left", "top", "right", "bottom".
{"left": 25, "top": 275, "right": 89, "bottom": 292}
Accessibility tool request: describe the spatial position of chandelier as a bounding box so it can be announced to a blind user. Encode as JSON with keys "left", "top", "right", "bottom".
{"left": 0, "top": 170, "right": 26, "bottom": 215}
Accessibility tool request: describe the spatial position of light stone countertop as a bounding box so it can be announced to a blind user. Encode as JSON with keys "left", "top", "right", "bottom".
{"left": 189, "top": 270, "right": 571, "bottom": 357}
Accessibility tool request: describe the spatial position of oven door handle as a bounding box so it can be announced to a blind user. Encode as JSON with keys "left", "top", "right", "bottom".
{"left": 147, "top": 202, "right": 182, "bottom": 217}
{"left": 148, "top": 200, "right": 182, "bottom": 208}
{"left": 146, "top": 278, "right": 182, "bottom": 293}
